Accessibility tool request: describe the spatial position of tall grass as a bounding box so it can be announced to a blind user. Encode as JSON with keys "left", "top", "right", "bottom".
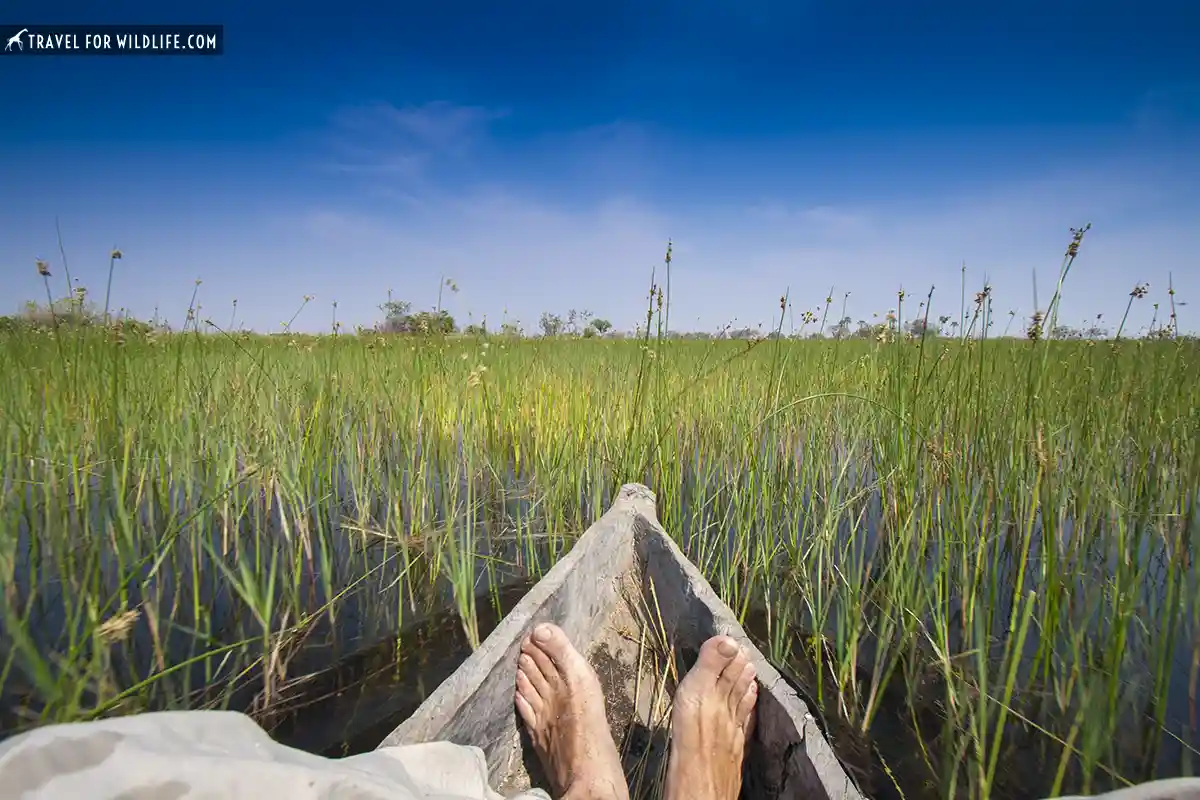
{"left": 1, "top": 249, "right": 1197, "bottom": 799}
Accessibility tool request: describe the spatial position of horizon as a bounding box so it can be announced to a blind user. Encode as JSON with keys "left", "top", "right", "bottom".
{"left": 2, "top": 0, "right": 1198, "bottom": 335}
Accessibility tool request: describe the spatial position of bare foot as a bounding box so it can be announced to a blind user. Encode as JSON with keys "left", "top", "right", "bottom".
{"left": 665, "top": 635, "right": 758, "bottom": 800}
{"left": 515, "top": 623, "right": 629, "bottom": 800}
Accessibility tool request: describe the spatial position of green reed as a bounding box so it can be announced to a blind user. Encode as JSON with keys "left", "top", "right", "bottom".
{"left": 1, "top": 245, "right": 1198, "bottom": 799}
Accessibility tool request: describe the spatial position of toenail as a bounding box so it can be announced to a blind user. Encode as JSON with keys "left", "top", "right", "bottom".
{"left": 534, "top": 624, "right": 552, "bottom": 643}
{"left": 718, "top": 638, "right": 739, "bottom": 657}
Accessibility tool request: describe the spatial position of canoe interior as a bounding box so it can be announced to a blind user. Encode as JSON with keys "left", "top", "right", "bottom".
{"left": 379, "top": 484, "right": 863, "bottom": 800}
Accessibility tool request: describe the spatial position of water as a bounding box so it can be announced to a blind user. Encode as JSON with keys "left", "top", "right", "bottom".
{"left": 2, "top": 455, "right": 1196, "bottom": 799}
{"left": 267, "top": 579, "right": 534, "bottom": 756}
{"left": 0, "top": 466, "right": 569, "bottom": 734}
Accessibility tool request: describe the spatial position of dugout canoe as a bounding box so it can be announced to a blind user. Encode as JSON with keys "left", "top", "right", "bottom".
{"left": 379, "top": 483, "right": 864, "bottom": 800}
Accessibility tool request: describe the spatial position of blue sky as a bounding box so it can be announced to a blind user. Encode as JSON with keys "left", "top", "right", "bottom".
{"left": 2, "top": 0, "right": 1198, "bottom": 335}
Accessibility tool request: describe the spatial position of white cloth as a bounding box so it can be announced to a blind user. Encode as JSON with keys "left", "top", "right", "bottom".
{"left": 1056, "top": 781, "right": 1200, "bottom": 800}
{"left": 0, "top": 710, "right": 551, "bottom": 800}
{"left": 3, "top": 708, "right": 1200, "bottom": 800}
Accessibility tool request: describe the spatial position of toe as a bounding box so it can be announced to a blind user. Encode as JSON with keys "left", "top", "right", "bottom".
{"left": 693, "top": 636, "right": 740, "bottom": 687}
{"left": 523, "top": 636, "right": 561, "bottom": 688}
{"left": 516, "top": 668, "right": 545, "bottom": 714}
{"left": 515, "top": 689, "right": 538, "bottom": 730}
{"left": 735, "top": 681, "right": 758, "bottom": 730}
{"left": 715, "top": 642, "right": 744, "bottom": 695}
{"left": 530, "top": 623, "right": 579, "bottom": 670}
{"left": 530, "top": 623, "right": 595, "bottom": 688}
{"left": 717, "top": 649, "right": 750, "bottom": 701}
{"left": 519, "top": 652, "right": 552, "bottom": 697}
{"left": 727, "top": 661, "right": 756, "bottom": 714}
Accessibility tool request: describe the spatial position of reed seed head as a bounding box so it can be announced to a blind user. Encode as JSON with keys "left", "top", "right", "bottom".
{"left": 96, "top": 609, "right": 140, "bottom": 644}
{"left": 1066, "top": 223, "right": 1091, "bottom": 257}
{"left": 1027, "top": 310, "right": 1045, "bottom": 342}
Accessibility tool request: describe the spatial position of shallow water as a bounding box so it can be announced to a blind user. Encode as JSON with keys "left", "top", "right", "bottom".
{"left": 266, "top": 579, "right": 535, "bottom": 756}
{"left": 2, "top": 456, "right": 1196, "bottom": 798}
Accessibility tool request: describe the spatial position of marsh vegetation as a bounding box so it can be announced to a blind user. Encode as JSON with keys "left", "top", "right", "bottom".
{"left": 2, "top": 233, "right": 1198, "bottom": 799}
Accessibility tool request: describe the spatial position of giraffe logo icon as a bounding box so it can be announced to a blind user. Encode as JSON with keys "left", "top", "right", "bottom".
{"left": 5, "top": 28, "right": 28, "bottom": 51}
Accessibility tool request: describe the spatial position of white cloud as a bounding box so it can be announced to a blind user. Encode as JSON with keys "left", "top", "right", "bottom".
{"left": 332, "top": 101, "right": 504, "bottom": 145}
{"left": 321, "top": 101, "right": 507, "bottom": 179}
{"left": 276, "top": 163, "right": 1198, "bottom": 336}
{"left": 9, "top": 109, "right": 1193, "bottom": 338}
{"left": 374, "top": 101, "right": 507, "bottom": 148}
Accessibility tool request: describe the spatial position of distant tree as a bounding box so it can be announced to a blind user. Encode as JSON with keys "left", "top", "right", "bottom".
{"left": 1079, "top": 314, "right": 1108, "bottom": 339}
{"left": 829, "top": 315, "right": 852, "bottom": 340}
{"left": 1051, "top": 325, "right": 1082, "bottom": 340}
{"left": 590, "top": 318, "right": 613, "bottom": 335}
{"left": 377, "top": 295, "right": 458, "bottom": 335}
{"left": 381, "top": 299, "right": 412, "bottom": 321}
{"left": 379, "top": 299, "right": 456, "bottom": 335}
{"left": 11, "top": 286, "right": 157, "bottom": 332}
{"left": 905, "top": 318, "right": 930, "bottom": 338}
{"left": 500, "top": 321, "right": 523, "bottom": 337}
{"left": 566, "top": 308, "right": 592, "bottom": 335}
{"left": 539, "top": 312, "right": 565, "bottom": 337}
{"left": 409, "top": 310, "right": 456, "bottom": 335}
{"left": 379, "top": 299, "right": 414, "bottom": 333}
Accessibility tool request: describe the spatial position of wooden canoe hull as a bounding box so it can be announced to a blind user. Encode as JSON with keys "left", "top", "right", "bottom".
{"left": 378, "top": 483, "right": 862, "bottom": 800}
